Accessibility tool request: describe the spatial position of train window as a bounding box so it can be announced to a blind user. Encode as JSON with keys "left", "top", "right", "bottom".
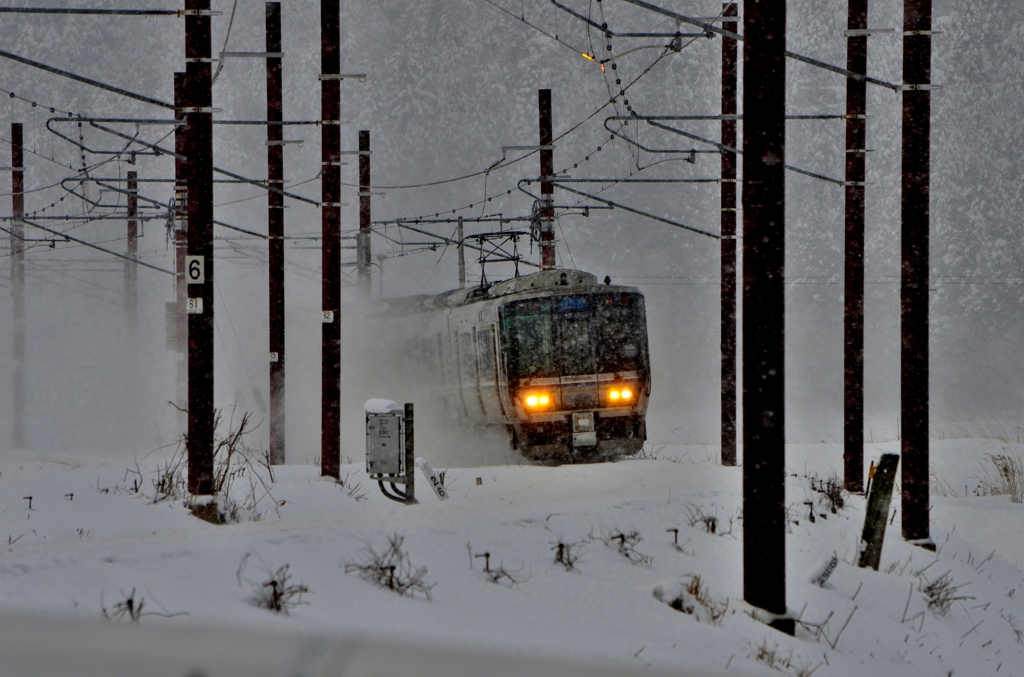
{"left": 500, "top": 301, "right": 555, "bottom": 378}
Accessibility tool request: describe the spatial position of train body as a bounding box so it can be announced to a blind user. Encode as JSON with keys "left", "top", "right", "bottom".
{"left": 376, "top": 269, "right": 651, "bottom": 463}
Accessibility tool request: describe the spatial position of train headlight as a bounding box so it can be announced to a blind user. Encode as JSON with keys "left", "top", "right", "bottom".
{"left": 607, "top": 387, "right": 634, "bottom": 405}
{"left": 524, "top": 393, "right": 551, "bottom": 408}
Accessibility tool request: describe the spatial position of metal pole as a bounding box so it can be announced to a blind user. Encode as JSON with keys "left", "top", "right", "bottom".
{"left": 358, "top": 129, "right": 370, "bottom": 295}
{"left": 901, "top": 0, "right": 932, "bottom": 547}
{"left": 185, "top": 0, "right": 215, "bottom": 495}
{"left": 321, "top": 0, "right": 342, "bottom": 479}
{"left": 11, "top": 122, "right": 24, "bottom": 449}
{"left": 173, "top": 72, "right": 188, "bottom": 436}
{"left": 538, "top": 89, "right": 555, "bottom": 270}
{"left": 457, "top": 215, "right": 466, "bottom": 289}
{"left": 843, "top": 0, "right": 868, "bottom": 493}
{"left": 720, "top": 1, "right": 738, "bottom": 467}
{"left": 267, "top": 1, "right": 286, "bottom": 465}
{"left": 125, "top": 170, "right": 138, "bottom": 341}
{"left": 404, "top": 402, "right": 415, "bottom": 504}
{"left": 742, "top": 0, "right": 789, "bottom": 632}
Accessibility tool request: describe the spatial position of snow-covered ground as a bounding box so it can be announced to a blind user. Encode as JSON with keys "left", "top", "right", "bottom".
{"left": 2, "top": 435, "right": 1023, "bottom": 676}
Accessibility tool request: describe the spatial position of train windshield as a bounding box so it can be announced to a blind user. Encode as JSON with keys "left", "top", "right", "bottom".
{"left": 499, "top": 293, "right": 647, "bottom": 379}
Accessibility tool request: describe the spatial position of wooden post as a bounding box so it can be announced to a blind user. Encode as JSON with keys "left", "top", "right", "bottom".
{"left": 267, "top": 1, "right": 286, "bottom": 465}
{"left": 901, "top": 0, "right": 933, "bottom": 548}
{"left": 320, "top": 0, "right": 342, "bottom": 479}
{"left": 858, "top": 453, "right": 899, "bottom": 569}
{"left": 538, "top": 89, "right": 555, "bottom": 270}
{"left": 10, "top": 122, "right": 24, "bottom": 449}
{"left": 742, "top": 0, "right": 789, "bottom": 633}
{"left": 843, "top": 0, "right": 868, "bottom": 493}
{"left": 185, "top": 0, "right": 215, "bottom": 495}
{"left": 173, "top": 73, "right": 188, "bottom": 436}
{"left": 404, "top": 402, "right": 415, "bottom": 504}
{"left": 720, "top": 1, "right": 738, "bottom": 467}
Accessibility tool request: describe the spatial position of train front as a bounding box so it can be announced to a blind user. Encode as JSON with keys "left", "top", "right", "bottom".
{"left": 498, "top": 285, "right": 650, "bottom": 462}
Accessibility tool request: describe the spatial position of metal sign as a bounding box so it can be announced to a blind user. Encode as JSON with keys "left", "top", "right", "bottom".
{"left": 322, "top": 310, "right": 334, "bottom": 323}
{"left": 185, "top": 255, "right": 205, "bottom": 284}
{"left": 187, "top": 297, "right": 203, "bottom": 314}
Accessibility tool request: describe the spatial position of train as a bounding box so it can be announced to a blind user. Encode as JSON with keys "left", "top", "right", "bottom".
{"left": 375, "top": 268, "right": 651, "bottom": 463}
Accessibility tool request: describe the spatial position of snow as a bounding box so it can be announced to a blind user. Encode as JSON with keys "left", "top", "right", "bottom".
{"left": 364, "top": 399, "right": 402, "bottom": 414}
{"left": 3, "top": 438, "right": 1024, "bottom": 676}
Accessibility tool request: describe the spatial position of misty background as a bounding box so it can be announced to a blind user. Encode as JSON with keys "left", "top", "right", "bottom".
{"left": 0, "top": 0, "right": 1020, "bottom": 464}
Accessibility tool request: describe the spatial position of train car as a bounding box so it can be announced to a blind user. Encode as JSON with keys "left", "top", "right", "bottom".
{"left": 377, "top": 269, "right": 651, "bottom": 463}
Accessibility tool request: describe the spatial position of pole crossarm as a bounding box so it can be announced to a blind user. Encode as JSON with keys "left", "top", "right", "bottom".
{"left": 0, "top": 49, "right": 174, "bottom": 108}
{"left": 21, "top": 218, "right": 173, "bottom": 275}
{"left": 619, "top": 0, "right": 900, "bottom": 91}
{"left": 550, "top": 0, "right": 713, "bottom": 38}
{"left": 645, "top": 120, "right": 847, "bottom": 186}
{"left": 541, "top": 180, "right": 720, "bottom": 239}
{"left": 0, "top": 7, "right": 179, "bottom": 14}
{"left": 52, "top": 118, "right": 321, "bottom": 206}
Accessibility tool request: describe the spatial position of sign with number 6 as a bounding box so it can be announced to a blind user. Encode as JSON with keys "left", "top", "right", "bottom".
{"left": 185, "top": 255, "right": 205, "bottom": 284}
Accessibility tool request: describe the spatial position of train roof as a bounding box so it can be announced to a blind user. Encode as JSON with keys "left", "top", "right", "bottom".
{"left": 377, "top": 269, "right": 641, "bottom": 316}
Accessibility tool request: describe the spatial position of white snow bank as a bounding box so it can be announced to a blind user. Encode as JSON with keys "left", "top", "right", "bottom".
{"left": 363, "top": 398, "right": 402, "bottom": 414}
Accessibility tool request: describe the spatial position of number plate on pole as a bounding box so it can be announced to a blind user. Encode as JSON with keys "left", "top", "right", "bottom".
{"left": 322, "top": 310, "right": 335, "bottom": 323}
{"left": 187, "top": 297, "right": 204, "bottom": 314}
{"left": 185, "top": 255, "right": 205, "bottom": 284}
{"left": 417, "top": 459, "right": 449, "bottom": 501}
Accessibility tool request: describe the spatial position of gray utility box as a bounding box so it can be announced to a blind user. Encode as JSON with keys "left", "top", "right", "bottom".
{"left": 366, "top": 412, "right": 404, "bottom": 476}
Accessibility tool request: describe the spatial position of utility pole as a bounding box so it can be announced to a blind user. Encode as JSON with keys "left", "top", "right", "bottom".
{"left": 457, "top": 215, "right": 466, "bottom": 289}
{"left": 185, "top": 0, "right": 215, "bottom": 495}
{"left": 843, "top": 0, "right": 868, "bottom": 493}
{"left": 720, "top": 1, "right": 738, "bottom": 467}
{"left": 357, "top": 129, "right": 370, "bottom": 295}
{"left": 267, "top": 1, "right": 286, "bottom": 465}
{"left": 173, "top": 72, "right": 188, "bottom": 436}
{"left": 10, "top": 122, "right": 24, "bottom": 449}
{"left": 742, "top": 0, "right": 790, "bottom": 633}
{"left": 538, "top": 89, "right": 555, "bottom": 270}
{"left": 321, "top": 0, "right": 342, "bottom": 479}
{"left": 125, "top": 170, "right": 138, "bottom": 340}
{"left": 901, "top": 0, "right": 933, "bottom": 548}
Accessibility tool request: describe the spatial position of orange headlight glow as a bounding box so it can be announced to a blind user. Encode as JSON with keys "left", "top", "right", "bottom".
{"left": 524, "top": 393, "right": 551, "bottom": 408}
{"left": 608, "top": 387, "right": 634, "bottom": 404}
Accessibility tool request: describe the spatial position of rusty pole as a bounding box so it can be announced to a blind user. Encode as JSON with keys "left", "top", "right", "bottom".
{"left": 173, "top": 72, "right": 188, "bottom": 435}
{"left": 901, "top": 0, "right": 933, "bottom": 547}
{"left": 125, "top": 170, "right": 138, "bottom": 341}
{"left": 11, "top": 122, "right": 24, "bottom": 449}
{"left": 358, "top": 129, "right": 370, "bottom": 295}
{"left": 185, "top": 0, "right": 215, "bottom": 495}
{"left": 742, "top": 0, "right": 789, "bottom": 632}
{"left": 538, "top": 89, "right": 555, "bottom": 270}
{"left": 843, "top": 0, "right": 867, "bottom": 493}
{"left": 267, "top": 1, "right": 286, "bottom": 465}
{"left": 321, "top": 0, "right": 342, "bottom": 478}
{"left": 720, "top": 1, "right": 738, "bottom": 467}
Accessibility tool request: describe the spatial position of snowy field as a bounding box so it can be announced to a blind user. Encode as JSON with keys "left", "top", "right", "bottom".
{"left": 2, "top": 435, "right": 1024, "bottom": 677}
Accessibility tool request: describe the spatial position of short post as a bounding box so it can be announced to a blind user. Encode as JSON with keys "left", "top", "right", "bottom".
{"left": 404, "top": 402, "right": 415, "bottom": 504}
{"left": 858, "top": 453, "right": 899, "bottom": 570}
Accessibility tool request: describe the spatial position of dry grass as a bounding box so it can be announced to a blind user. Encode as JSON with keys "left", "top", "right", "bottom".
{"left": 975, "top": 452, "right": 1024, "bottom": 502}
{"left": 343, "top": 534, "right": 435, "bottom": 600}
